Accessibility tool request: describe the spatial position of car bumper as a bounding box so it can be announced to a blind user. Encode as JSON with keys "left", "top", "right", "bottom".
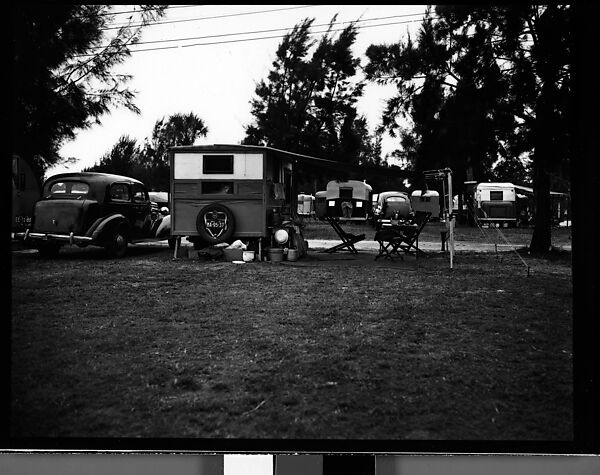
{"left": 14, "top": 230, "right": 94, "bottom": 246}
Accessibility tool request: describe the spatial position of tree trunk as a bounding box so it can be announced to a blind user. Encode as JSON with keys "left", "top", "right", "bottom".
{"left": 529, "top": 86, "right": 556, "bottom": 253}
{"left": 529, "top": 153, "right": 552, "bottom": 252}
{"left": 529, "top": 6, "right": 562, "bottom": 253}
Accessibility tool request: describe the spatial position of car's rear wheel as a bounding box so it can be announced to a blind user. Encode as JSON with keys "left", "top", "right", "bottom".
{"left": 105, "top": 228, "right": 128, "bottom": 258}
{"left": 37, "top": 243, "right": 61, "bottom": 258}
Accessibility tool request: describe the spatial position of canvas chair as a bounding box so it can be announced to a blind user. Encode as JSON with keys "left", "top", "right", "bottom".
{"left": 374, "top": 211, "right": 431, "bottom": 260}
{"left": 322, "top": 216, "right": 365, "bottom": 254}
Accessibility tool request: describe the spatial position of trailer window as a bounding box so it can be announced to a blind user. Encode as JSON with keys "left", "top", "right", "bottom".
{"left": 490, "top": 191, "right": 504, "bottom": 201}
{"left": 203, "top": 155, "right": 234, "bottom": 174}
{"left": 339, "top": 188, "right": 353, "bottom": 199}
{"left": 202, "top": 181, "right": 233, "bottom": 194}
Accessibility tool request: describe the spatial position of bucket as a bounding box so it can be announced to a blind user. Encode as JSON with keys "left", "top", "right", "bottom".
{"left": 267, "top": 248, "right": 284, "bottom": 262}
{"left": 223, "top": 248, "right": 243, "bottom": 262}
{"left": 242, "top": 250, "right": 255, "bottom": 262}
{"left": 287, "top": 249, "right": 299, "bottom": 262}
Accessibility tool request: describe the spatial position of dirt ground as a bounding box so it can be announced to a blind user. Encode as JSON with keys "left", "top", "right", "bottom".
{"left": 10, "top": 233, "right": 573, "bottom": 443}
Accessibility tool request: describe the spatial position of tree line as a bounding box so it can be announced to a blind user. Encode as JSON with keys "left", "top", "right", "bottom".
{"left": 11, "top": 5, "right": 574, "bottom": 252}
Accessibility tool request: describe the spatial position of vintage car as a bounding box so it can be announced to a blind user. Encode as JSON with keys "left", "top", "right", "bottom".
{"left": 372, "top": 191, "right": 413, "bottom": 230}
{"left": 15, "top": 172, "right": 172, "bottom": 258}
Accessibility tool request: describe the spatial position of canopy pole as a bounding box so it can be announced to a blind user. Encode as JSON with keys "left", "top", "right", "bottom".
{"left": 423, "top": 168, "right": 454, "bottom": 270}
{"left": 447, "top": 170, "right": 454, "bottom": 269}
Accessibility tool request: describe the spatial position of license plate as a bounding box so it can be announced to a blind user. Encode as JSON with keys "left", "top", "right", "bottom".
{"left": 206, "top": 221, "right": 224, "bottom": 229}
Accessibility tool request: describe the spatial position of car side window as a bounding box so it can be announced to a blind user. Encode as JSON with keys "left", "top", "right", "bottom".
{"left": 132, "top": 184, "right": 148, "bottom": 202}
{"left": 110, "top": 183, "right": 131, "bottom": 202}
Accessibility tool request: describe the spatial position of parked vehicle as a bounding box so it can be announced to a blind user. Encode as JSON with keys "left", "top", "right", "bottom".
{"left": 169, "top": 144, "right": 308, "bottom": 258}
{"left": 297, "top": 193, "right": 315, "bottom": 217}
{"left": 373, "top": 191, "right": 413, "bottom": 230}
{"left": 411, "top": 189, "right": 440, "bottom": 220}
{"left": 12, "top": 155, "right": 42, "bottom": 235}
{"left": 475, "top": 182, "right": 517, "bottom": 226}
{"left": 14, "top": 172, "right": 172, "bottom": 257}
{"left": 314, "top": 190, "right": 327, "bottom": 219}
{"left": 314, "top": 179, "right": 373, "bottom": 222}
{"left": 149, "top": 191, "right": 170, "bottom": 219}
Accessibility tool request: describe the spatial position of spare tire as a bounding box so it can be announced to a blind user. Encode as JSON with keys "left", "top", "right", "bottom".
{"left": 196, "top": 203, "right": 235, "bottom": 244}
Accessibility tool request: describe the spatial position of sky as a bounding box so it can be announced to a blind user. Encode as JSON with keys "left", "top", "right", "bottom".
{"left": 50, "top": 4, "right": 429, "bottom": 177}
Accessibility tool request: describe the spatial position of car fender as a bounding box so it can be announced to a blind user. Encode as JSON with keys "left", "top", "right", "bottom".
{"left": 154, "top": 214, "right": 171, "bottom": 240}
{"left": 88, "top": 214, "right": 130, "bottom": 241}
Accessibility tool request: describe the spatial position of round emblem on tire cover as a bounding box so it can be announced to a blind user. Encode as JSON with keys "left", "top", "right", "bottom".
{"left": 203, "top": 210, "right": 228, "bottom": 239}
{"left": 196, "top": 203, "right": 235, "bottom": 244}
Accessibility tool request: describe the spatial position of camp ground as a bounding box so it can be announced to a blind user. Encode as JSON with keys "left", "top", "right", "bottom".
{"left": 10, "top": 213, "right": 573, "bottom": 441}
{"left": 10, "top": 146, "right": 574, "bottom": 443}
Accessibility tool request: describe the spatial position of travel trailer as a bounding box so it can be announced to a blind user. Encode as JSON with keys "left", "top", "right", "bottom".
{"left": 475, "top": 182, "right": 517, "bottom": 226}
{"left": 169, "top": 144, "right": 309, "bottom": 258}
{"left": 410, "top": 189, "right": 440, "bottom": 220}
{"left": 296, "top": 193, "right": 315, "bottom": 216}
{"left": 315, "top": 180, "right": 373, "bottom": 222}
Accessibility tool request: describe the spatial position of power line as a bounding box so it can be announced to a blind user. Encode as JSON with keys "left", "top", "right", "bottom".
{"left": 98, "top": 5, "right": 200, "bottom": 17}
{"left": 92, "top": 12, "right": 430, "bottom": 50}
{"left": 79, "top": 21, "right": 406, "bottom": 57}
{"left": 87, "top": 18, "right": 425, "bottom": 57}
{"left": 133, "top": 18, "right": 426, "bottom": 52}
{"left": 102, "top": 5, "right": 318, "bottom": 30}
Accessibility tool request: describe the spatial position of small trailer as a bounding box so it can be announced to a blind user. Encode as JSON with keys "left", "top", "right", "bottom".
{"left": 297, "top": 193, "right": 315, "bottom": 216}
{"left": 410, "top": 189, "right": 440, "bottom": 220}
{"left": 475, "top": 182, "right": 517, "bottom": 226}
{"left": 315, "top": 179, "right": 373, "bottom": 222}
{"left": 169, "top": 144, "right": 309, "bottom": 258}
{"left": 314, "top": 190, "right": 328, "bottom": 219}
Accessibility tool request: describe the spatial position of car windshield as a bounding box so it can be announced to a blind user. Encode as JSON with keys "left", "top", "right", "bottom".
{"left": 386, "top": 196, "right": 407, "bottom": 202}
{"left": 48, "top": 181, "right": 90, "bottom": 197}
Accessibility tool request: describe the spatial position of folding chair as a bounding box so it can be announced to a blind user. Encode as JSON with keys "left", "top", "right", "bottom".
{"left": 322, "top": 216, "right": 365, "bottom": 254}
{"left": 374, "top": 227, "right": 404, "bottom": 261}
{"left": 374, "top": 211, "right": 431, "bottom": 260}
{"left": 393, "top": 211, "right": 431, "bottom": 258}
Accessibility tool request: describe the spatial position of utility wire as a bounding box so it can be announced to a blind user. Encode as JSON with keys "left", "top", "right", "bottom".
{"left": 85, "top": 18, "right": 428, "bottom": 55}
{"left": 102, "top": 5, "right": 318, "bottom": 30}
{"left": 91, "top": 12, "right": 430, "bottom": 50}
{"left": 98, "top": 5, "right": 200, "bottom": 17}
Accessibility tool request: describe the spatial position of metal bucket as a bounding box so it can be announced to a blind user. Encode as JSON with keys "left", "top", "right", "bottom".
{"left": 287, "top": 249, "right": 299, "bottom": 261}
{"left": 267, "top": 248, "right": 283, "bottom": 262}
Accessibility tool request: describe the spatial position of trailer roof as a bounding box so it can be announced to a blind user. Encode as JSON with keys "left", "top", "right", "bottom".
{"left": 170, "top": 144, "right": 415, "bottom": 179}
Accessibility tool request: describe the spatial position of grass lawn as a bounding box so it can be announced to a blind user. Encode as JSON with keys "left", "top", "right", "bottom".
{"left": 9, "top": 224, "right": 573, "bottom": 442}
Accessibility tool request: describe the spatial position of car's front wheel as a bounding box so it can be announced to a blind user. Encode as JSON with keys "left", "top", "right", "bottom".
{"left": 105, "top": 228, "right": 128, "bottom": 258}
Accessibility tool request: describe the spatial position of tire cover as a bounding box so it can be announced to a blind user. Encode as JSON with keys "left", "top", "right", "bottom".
{"left": 196, "top": 203, "right": 235, "bottom": 244}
